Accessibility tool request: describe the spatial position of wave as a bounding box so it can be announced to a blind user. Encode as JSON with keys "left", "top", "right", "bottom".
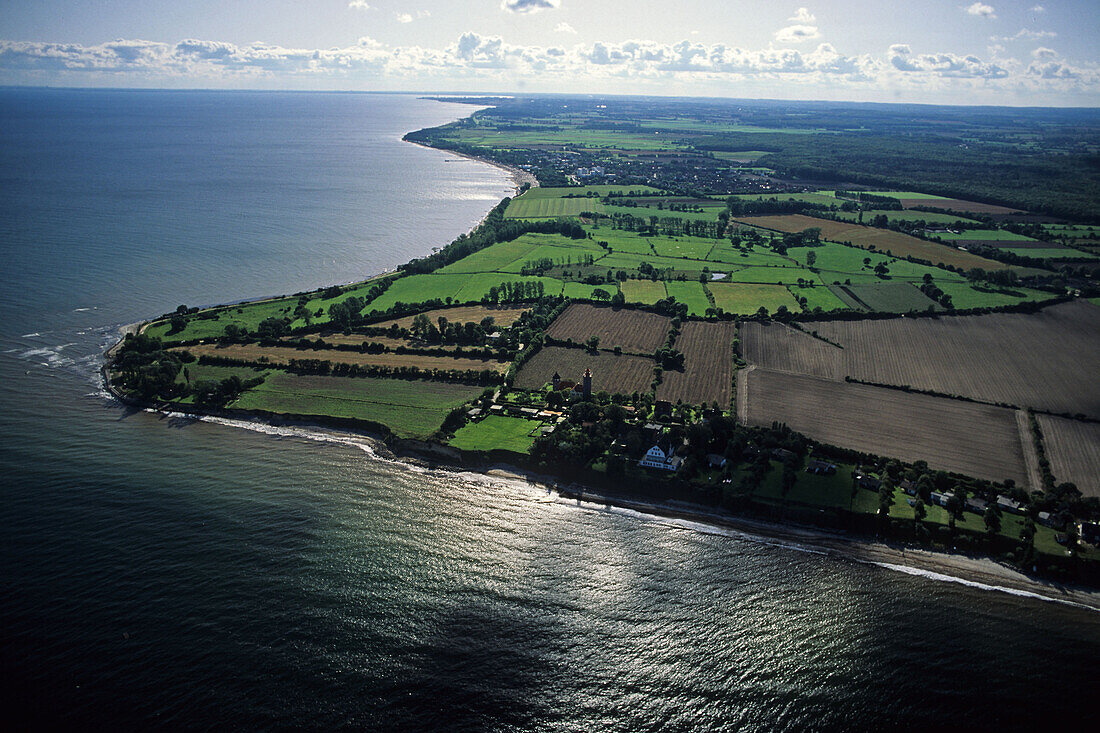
{"left": 103, "top": 397, "right": 1099, "bottom": 614}
{"left": 870, "top": 561, "right": 1098, "bottom": 612}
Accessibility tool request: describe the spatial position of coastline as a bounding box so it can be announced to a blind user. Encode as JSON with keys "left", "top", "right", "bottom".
{"left": 405, "top": 139, "right": 538, "bottom": 196}
{"left": 100, "top": 110, "right": 1100, "bottom": 612}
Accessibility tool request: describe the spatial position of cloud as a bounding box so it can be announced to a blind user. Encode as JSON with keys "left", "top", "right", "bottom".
{"left": 991, "top": 28, "right": 1057, "bottom": 42}
{"left": 1031, "top": 5, "right": 1045, "bottom": 11}
{"left": 1, "top": 33, "right": 1094, "bottom": 101}
{"left": 348, "top": 0, "right": 370, "bottom": 9}
{"left": 965, "top": 3, "right": 996, "bottom": 18}
{"left": 789, "top": 8, "right": 816, "bottom": 23}
{"left": 889, "top": 43, "right": 1007, "bottom": 78}
{"left": 501, "top": 0, "right": 560, "bottom": 13}
{"left": 396, "top": 10, "right": 430, "bottom": 23}
{"left": 554, "top": 22, "right": 577, "bottom": 34}
{"left": 775, "top": 25, "right": 821, "bottom": 43}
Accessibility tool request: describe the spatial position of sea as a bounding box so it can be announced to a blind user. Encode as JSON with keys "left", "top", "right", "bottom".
{"left": 1, "top": 88, "right": 1096, "bottom": 731}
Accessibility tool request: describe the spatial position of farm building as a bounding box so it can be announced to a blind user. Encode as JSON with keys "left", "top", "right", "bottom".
{"left": 639, "top": 442, "right": 682, "bottom": 471}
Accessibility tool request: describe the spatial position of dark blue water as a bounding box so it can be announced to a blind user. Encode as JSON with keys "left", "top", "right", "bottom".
{"left": 1, "top": 89, "right": 1097, "bottom": 731}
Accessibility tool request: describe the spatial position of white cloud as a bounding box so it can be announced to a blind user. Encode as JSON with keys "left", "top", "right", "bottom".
{"left": 501, "top": 0, "right": 560, "bottom": 13}
{"left": 889, "top": 43, "right": 1007, "bottom": 78}
{"left": 554, "top": 22, "right": 577, "bottom": 34}
{"left": 991, "top": 28, "right": 1057, "bottom": 42}
{"left": 965, "top": 3, "right": 997, "bottom": 18}
{"left": 348, "top": 0, "right": 370, "bottom": 9}
{"left": 1, "top": 33, "right": 1094, "bottom": 101}
{"left": 1031, "top": 5, "right": 1045, "bottom": 12}
{"left": 396, "top": 10, "right": 430, "bottom": 23}
{"left": 789, "top": 8, "right": 816, "bottom": 23}
{"left": 775, "top": 25, "right": 821, "bottom": 43}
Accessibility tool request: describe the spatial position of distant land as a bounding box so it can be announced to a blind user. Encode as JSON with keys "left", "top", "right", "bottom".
{"left": 105, "top": 95, "right": 1100, "bottom": 585}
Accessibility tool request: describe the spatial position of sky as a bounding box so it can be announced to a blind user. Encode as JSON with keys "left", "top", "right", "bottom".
{"left": 0, "top": 1, "right": 1096, "bottom": 106}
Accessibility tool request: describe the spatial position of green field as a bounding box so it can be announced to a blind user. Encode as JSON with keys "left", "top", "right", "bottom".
{"left": 711, "top": 150, "right": 770, "bottom": 162}
{"left": 664, "top": 281, "right": 712, "bottom": 315}
{"left": 652, "top": 237, "right": 717, "bottom": 260}
{"left": 505, "top": 196, "right": 601, "bottom": 219}
{"left": 707, "top": 282, "right": 801, "bottom": 314}
{"left": 833, "top": 209, "right": 980, "bottom": 225}
{"left": 621, "top": 279, "right": 667, "bottom": 304}
{"left": 728, "top": 191, "right": 840, "bottom": 206}
{"left": 562, "top": 281, "right": 620, "bottom": 300}
{"left": 232, "top": 373, "right": 482, "bottom": 437}
{"left": 841, "top": 282, "right": 938, "bottom": 312}
{"left": 601, "top": 204, "right": 723, "bottom": 223}
{"left": 936, "top": 230, "right": 1039, "bottom": 242}
{"left": 1001, "top": 248, "right": 1098, "bottom": 260}
{"left": 724, "top": 265, "right": 821, "bottom": 285}
{"left": 934, "top": 281, "right": 1053, "bottom": 310}
{"left": 856, "top": 191, "right": 949, "bottom": 200}
{"left": 787, "top": 283, "right": 849, "bottom": 311}
{"left": 449, "top": 415, "right": 540, "bottom": 453}
{"left": 787, "top": 242, "right": 967, "bottom": 284}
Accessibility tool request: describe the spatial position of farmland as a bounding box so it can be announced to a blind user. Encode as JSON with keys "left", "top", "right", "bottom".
{"left": 740, "top": 214, "right": 1012, "bottom": 272}
{"left": 545, "top": 303, "right": 671, "bottom": 354}
{"left": 664, "top": 281, "right": 711, "bottom": 315}
{"left": 708, "top": 282, "right": 802, "bottom": 314}
{"left": 739, "top": 322, "right": 844, "bottom": 380}
{"left": 657, "top": 321, "right": 737, "bottom": 406}
{"left": 833, "top": 281, "right": 939, "bottom": 313}
{"left": 741, "top": 369, "right": 1030, "bottom": 485}
{"left": 183, "top": 343, "right": 511, "bottom": 373}
{"left": 371, "top": 304, "right": 529, "bottom": 330}
{"left": 514, "top": 346, "right": 655, "bottom": 394}
{"left": 749, "top": 301, "right": 1100, "bottom": 417}
{"left": 621, "top": 279, "right": 667, "bottom": 304}
{"left": 896, "top": 198, "right": 1021, "bottom": 214}
{"left": 1036, "top": 416, "right": 1100, "bottom": 497}
{"left": 232, "top": 373, "right": 482, "bottom": 437}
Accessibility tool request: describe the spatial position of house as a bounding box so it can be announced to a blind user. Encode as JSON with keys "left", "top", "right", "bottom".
{"left": 466, "top": 407, "right": 483, "bottom": 420}
{"left": 1079, "top": 522, "right": 1100, "bottom": 546}
{"left": 639, "top": 442, "right": 682, "bottom": 472}
{"left": 996, "top": 495, "right": 1025, "bottom": 514}
{"left": 653, "top": 400, "right": 673, "bottom": 418}
{"left": 899, "top": 479, "right": 917, "bottom": 495}
{"left": 854, "top": 472, "right": 881, "bottom": 491}
{"left": 965, "top": 497, "right": 988, "bottom": 515}
{"left": 1037, "top": 511, "right": 1059, "bottom": 528}
{"left": 930, "top": 491, "right": 952, "bottom": 507}
{"left": 806, "top": 459, "right": 837, "bottom": 475}
{"left": 705, "top": 453, "right": 727, "bottom": 469}
{"left": 771, "top": 448, "right": 796, "bottom": 462}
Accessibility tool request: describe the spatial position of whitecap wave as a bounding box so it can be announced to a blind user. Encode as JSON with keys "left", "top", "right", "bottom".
{"left": 870, "top": 561, "right": 1097, "bottom": 612}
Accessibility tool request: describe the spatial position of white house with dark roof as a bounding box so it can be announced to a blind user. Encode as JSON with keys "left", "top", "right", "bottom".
{"left": 639, "top": 442, "right": 682, "bottom": 471}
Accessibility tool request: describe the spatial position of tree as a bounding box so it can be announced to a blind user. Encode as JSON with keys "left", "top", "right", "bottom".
{"left": 983, "top": 504, "right": 1002, "bottom": 535}
{"left": 591, "top": 287, "right": 610, "bottom": 302}
{"left": 585, "top": 336, "right": 600, "bottom": 354}
{"left": 805, "top": 250, "right": 817, "bottom": 268}
{"left": 914, "top": 499, "right": 927, "bottom": 524}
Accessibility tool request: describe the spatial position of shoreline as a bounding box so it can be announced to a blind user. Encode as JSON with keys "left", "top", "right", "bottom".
{"left": 93, "top": 379, "right": 1100, "bottom": 612}
{"left": 101, "top": 107, "right": 1100, "bottom": 612}
{"left": 405, "top": 138, "right": 538, "bottom": 196}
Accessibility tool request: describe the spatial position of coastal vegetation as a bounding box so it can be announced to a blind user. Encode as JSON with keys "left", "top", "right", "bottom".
{"left": 108, "top": 96, "right": 1100, "bottom": 581}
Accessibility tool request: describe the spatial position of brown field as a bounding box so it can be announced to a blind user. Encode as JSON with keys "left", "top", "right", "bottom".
{"left": 369, "top": 304, "right": 530, "bottom": 330}
{"left": 739, "top": 322, "right": 843, "bottom": 380}
{"left": 1036, "top": 415, "right": 1100, "bottom": 497}
{"left": 545, "top": 303, "right": 671, "bottom": 354}
{"left": 898, "top": 199, "right": 1022, "bottom": 214}
{"left": 656, "top": 321, "right": 737, "bottom": 406}
{"left": 741, "top": 301, "right": 1100, "bottom": 418}
{"left": 182, "top": 344, "right": 510, "bottom": 373}
{"left": 743, "top": 369, "right": 1029, "bottom": 485}
{"left": 514, "top": 346, "right": 654, "bottom": 394}
{"left": 735, "top": 214, "right": 1010, "bottom": 271}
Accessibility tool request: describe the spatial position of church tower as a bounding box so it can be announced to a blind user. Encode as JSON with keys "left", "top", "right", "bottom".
{"left": 582, "top": 368, "right": 592, "bottom": 400}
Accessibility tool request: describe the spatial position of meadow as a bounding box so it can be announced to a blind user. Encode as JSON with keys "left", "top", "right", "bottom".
{"left": 449, "top": 415, "right": 541, "bottom": 453}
